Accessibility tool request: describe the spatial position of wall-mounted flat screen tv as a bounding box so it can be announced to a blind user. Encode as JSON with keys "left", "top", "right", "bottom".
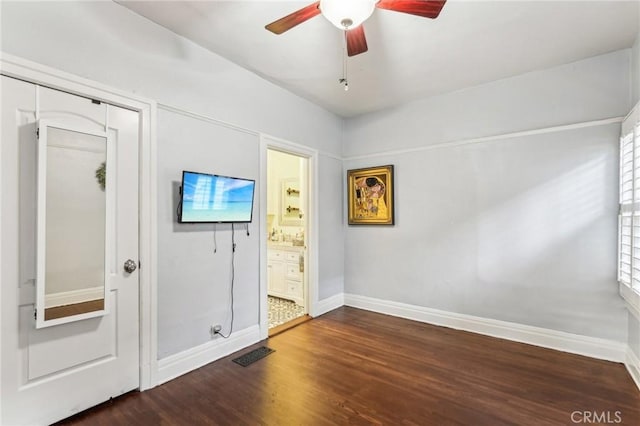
{"left": 179, "top": 171, "right": 255, "bottom": 223}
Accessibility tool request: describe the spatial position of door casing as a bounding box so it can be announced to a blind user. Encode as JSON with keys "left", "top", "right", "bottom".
{"left": 0, "top": 54, "right": 158, "bottom": 396}
{"left": 259, "top": 134, "right": 319, "bottom": 339}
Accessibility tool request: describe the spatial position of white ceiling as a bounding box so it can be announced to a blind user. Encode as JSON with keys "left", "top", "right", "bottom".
{"left": 119, "top": 1, "right": 639, "bottom": 117}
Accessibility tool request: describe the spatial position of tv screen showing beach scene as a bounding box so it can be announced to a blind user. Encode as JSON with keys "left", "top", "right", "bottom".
{"left": 180, "top": 171, "right": 255, "bottom": 223}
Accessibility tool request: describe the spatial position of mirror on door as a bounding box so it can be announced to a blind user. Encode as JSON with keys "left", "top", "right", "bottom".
{"left": 36, "top": 124, "right": 110, "bottom": 328}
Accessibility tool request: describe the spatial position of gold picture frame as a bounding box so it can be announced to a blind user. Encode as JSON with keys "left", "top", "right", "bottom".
{"left": 347, "top": 165, "right": 394, "bottom": 225}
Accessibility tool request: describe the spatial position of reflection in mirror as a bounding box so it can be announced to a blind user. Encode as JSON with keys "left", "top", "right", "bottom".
{"left": 40, "top": 126, "right": 107, "bottom": 324}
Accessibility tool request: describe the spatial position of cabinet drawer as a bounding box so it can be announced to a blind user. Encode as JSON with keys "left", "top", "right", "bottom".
{"left": 268, "top": 250, "right": 284, "bottom": 261}
{"left": 285, "top": 252, "right": 299, "bottom": 262}
{"left": 285, "top": 264, "right": 301, "bottom": 280}
{"left": 287, "top": 280, "right": 303, "bottom": 298}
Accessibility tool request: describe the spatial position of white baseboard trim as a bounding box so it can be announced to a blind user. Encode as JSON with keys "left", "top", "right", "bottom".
{"left": 156, "top": 325, "right": 261, "bottom": 386}
{"left": 313, "top": 293, "right": 345, "bottom": 317}
{"left": 344, "top": 294, "right": 627, "bottom": 363}
{"left": 626, "top": 348, "right": 640, "bottom": 391}
{"left": 45, "top": 286, "right": 103, "bottom": 308}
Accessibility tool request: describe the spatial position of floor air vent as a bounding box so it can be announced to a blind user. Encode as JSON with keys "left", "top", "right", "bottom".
{"left": 232, "top": 346, "right": 275, "bottom": 367}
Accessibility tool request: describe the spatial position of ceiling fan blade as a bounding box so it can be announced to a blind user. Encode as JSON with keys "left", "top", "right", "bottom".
{"left": 346, "top": 25, "right": 368, "bottom": 57}
{"left": 265, "top": 2, "right": 321, "bottom": 35}
{"left": 376, "top": 0, "right": 447, "bottom": 19}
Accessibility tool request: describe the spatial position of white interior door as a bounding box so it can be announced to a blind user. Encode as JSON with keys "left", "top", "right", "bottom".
{"left": 1, "top": 76, "right": 140, "bottom": 425}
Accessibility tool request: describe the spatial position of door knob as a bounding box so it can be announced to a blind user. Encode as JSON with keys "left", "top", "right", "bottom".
{"left": 124, "top": 259, "right": 137, "bottom": 273}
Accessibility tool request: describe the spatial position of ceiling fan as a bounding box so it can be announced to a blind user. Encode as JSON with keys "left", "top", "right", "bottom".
{"left": 265, "top": 0, "right": 447, "bottom": 57}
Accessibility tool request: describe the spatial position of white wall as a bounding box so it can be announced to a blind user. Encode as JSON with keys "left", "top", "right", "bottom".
{"left": 345, "top": 50, "right": 631, "bottom": 157}
{"left": 630, "top": 311, "right": 640, "bottom": 358}
{"left": 343, "top": 50, "right": 631, "bottom": 342}
{"left": 631, "top": 32, "right": 640, "bottom": 106}
{"left": 318, "top": 155, "right": 345, "bottom": 299}
{"left": 1, "top": 1, "right": 345, "bottom": 359}
{"left": 157, "top": 111, "right": 262, "bottom": 358}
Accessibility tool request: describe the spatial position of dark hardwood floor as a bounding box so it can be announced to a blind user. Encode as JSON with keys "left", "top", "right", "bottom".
{"left": 58, "top": 307, "right": 640, "bottom": 425}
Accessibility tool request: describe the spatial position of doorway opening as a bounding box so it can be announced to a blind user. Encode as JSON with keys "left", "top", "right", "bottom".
{"left": 266, "top": 149, "right": 310, "bottom": 335}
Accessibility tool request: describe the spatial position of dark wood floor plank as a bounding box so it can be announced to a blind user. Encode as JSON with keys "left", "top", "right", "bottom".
{"left": 56, "top": 307, "right": 640, "bottom": 425}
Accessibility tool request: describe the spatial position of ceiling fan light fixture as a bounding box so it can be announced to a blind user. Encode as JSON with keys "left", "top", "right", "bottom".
{"left": 320, "top": 0, "right": 378, "bottom": 29}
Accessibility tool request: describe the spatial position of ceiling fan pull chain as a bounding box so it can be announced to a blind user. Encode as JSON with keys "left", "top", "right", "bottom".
{"left": 340, "top": 30, "right": 349, "bottom": 91}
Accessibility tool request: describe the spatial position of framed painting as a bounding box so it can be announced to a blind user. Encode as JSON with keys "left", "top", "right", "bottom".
{"left": 347, "top": 165, "right": 394, "bottom": 225}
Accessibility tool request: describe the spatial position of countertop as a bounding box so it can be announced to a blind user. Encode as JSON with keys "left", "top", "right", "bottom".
{"left": 267, "top": 242, "right": 305, "bottom": 252}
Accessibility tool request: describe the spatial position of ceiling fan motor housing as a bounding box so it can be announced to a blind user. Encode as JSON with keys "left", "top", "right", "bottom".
{"left": 320, "top": 0, "right": 378, "bottom": 29}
